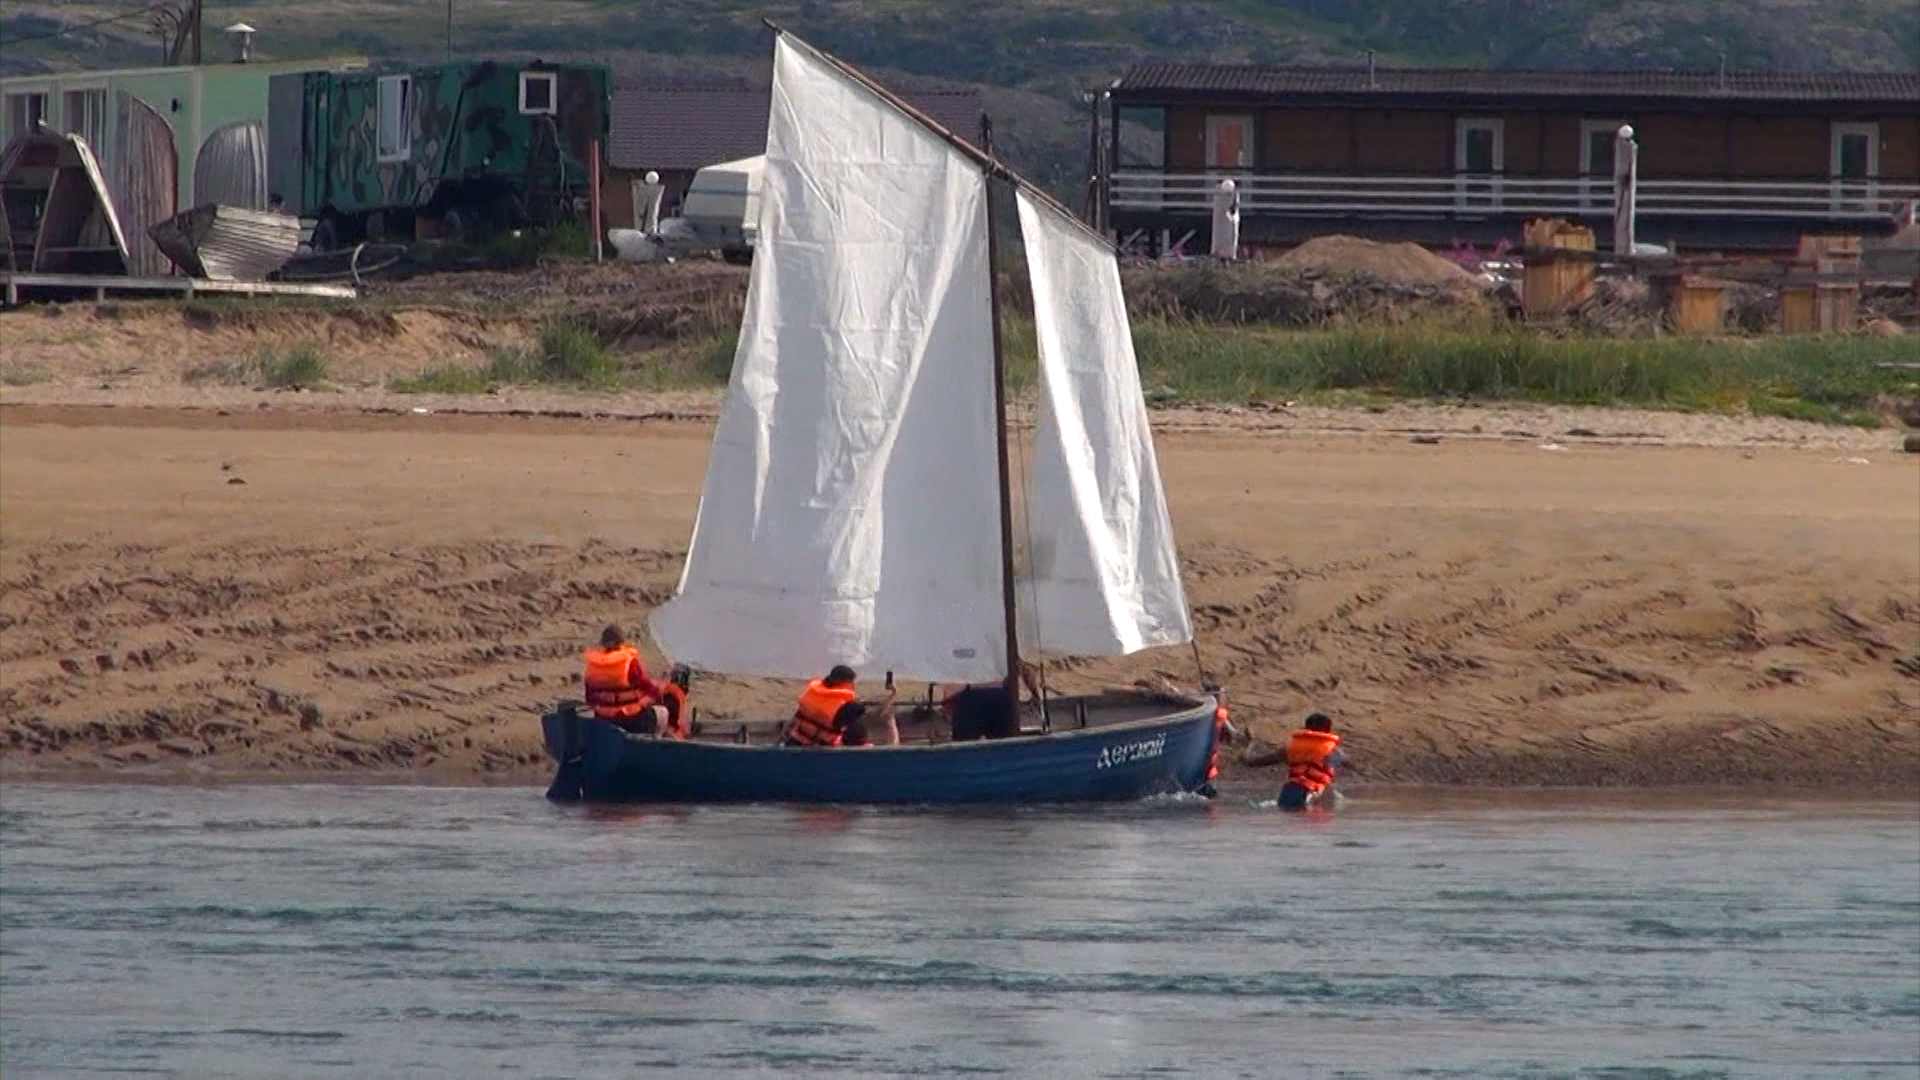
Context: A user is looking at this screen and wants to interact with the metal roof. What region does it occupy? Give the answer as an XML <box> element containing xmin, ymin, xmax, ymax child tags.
<box><xmin>609</xmin><ymin>86</ymin><xmax>984</xmax><ymax>171</ymax></box>
<box><xmin>1112</xmin><ymin>64</ymin><xmax>1920</xmax><ymax>105</ymax></box>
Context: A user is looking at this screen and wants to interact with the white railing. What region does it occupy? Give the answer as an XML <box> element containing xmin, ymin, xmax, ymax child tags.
<box><xmin>1110</xmin><ymin>171</ymin><xmax>1920</xmax><ymax>223</ymax></box>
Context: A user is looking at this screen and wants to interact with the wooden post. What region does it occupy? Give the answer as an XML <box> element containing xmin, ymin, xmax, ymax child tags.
<box><xmin>589</xmin><ymin>138</ymin><xmax>603</xmax><ymax>263</ymax></box>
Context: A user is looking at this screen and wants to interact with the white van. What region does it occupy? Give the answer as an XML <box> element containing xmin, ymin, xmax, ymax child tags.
<box><xmin>609</xmin><ymin>155</ymin><xmax>762</xmax><ymax>265</ymax></box>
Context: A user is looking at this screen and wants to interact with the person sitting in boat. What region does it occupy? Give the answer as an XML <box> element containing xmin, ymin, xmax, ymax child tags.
<box><xmin>582</xmin><ymin>624</ymin><xmax>687</xmax><ymax>738</ymax></box>
<box><xmin>941</xmin><ymin>662</ymin><xmax>1042</xmax><ymax>742</ymax></box>
<box><xmin>786</xmin><ymin>665</ymin><xmax>895</xmax><ymax>747</ymax></box>
<box><xmin>1278</xmin><ymin>712</ymin><xmax>1345</xmax><ymax>810</ymax></box>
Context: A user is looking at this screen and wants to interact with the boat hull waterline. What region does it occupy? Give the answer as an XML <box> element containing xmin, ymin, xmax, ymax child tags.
<box><xmin>542</xmin><ymin>698</ymin><xmax>1220</xmax><ymax>804</ymax></box>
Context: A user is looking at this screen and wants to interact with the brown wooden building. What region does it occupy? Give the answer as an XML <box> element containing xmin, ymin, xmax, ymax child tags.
<box><xmin>1102</xmin><ymin>65</ymin><xmax>1919</xmax><ymax>252</ymax></box>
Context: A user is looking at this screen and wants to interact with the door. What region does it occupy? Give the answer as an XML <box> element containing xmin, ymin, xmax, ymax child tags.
<box><xmin>1579</xmin><ymin>119</ymin><xmax>1624</xmax><ymax>212</ymax></box>
<box><xmin>1454</xmin><ymin>117</ymin><xmax>1504</xmax><ymax>210</ymax></box>
<box><xmin>1831</xmin><ymin>122</ymin><xmax>1879</xmax><ymax>213</ymax></box>
<box><xmin>1205</xmin><ymin>114</ymin><xmax>1253</xmax><ymax>171</ymax></box>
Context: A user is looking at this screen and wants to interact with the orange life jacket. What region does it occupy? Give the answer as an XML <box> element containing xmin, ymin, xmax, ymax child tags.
<box><xmin>787</xmin><ymin>680</ymin><xmax>856</xmax><ymax>747</ymax></box>
<box><xmin>583</xmin><ymin>645</ymin><xmax>652</xmax><ymax>720</ymax></box>
<box><xmin>656</xmin><ymin>682</ymin><xmax>691</xmax><ymax>739</ymax></box>
<box><xmin>1286</xmin><ymin>729</ymin><xmax>1341</xmax><ymax>793</ymax></box>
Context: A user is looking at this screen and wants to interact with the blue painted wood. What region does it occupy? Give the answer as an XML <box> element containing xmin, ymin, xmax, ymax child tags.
<box><xmin>542</xmin><ymin>699</ymin><xmax>1220</xmax><ymax>804</ymax></box>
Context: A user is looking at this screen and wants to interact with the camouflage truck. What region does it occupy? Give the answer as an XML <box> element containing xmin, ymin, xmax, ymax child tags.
<box><xmin>280</xmin><ymin>60</ymin><xmax>608</xmax><ymax>249</ymax></box>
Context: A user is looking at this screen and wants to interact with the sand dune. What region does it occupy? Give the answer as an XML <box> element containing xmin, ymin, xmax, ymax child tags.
<box><xmin>2</xmin><ymin>403</ymin><xmax>1915</xmax><ymax>788</ymax></box>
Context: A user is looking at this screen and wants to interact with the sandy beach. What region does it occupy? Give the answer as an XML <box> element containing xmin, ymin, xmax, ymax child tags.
<box><xmin>3</xmin><ymin>392</ymin><xmax>1914</xmax><ymax>789</ymax></box>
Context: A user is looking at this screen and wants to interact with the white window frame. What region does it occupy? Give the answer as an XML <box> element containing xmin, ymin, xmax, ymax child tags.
<box><xmin>376</xmin><ymin>74</ymin><xmax>412</xmax><ymax>163</ymax></box>
<box><xmin>1830</xmin><ymin>122</ymin><xmax>1879</xmax><ymax>179</ymax></box>
<box><xmin>4</xmin><ymin>91</ymin><xmax>49</xmax><ymax>145</ymax></box>
<box><xmin>1454</xmin><ymin>117</ymin><xmax>1505</xmax><ymax>212</ymax></box>
<box><xmin>1204</xmin><ymin>113</ymin><xmax>1253</xmax><ymax>171</ymax></box>
<box><xmin>1830</xmin><ymin>121</ymin><xmax>1880</xmax><ymax>215</ymax></box>
<box><xmin>1579</xmin><ymin>119</ymin><xmax>1626</xmax><ymax>175</ymax></box>
<box><xmin>61</xmin><ymin>84</ymin><xmax>108</xmax><ymax>154</ymax></box>
<box><xmin>519</xmin><ymin>70</ymin><xmax>558</xmax><ymax>116</ymax></box>
<box><xmin>1579</xmin><ymin>119</ymin><xmax>1626</xmax><ymax>212</ymax></box>
<box><xmin>1454</xmin><ymin>117</ymin><xmax>1505</xmax><ymax>173</ymax></box>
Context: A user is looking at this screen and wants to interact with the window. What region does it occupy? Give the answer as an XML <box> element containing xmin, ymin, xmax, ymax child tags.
<box><xmin>1455</xmin><ymin>118</ymin><xmax>1504</xmax><ymax>173</ymax></box>
<box><xmin>519</xmin><ymin>71</ymin><xmax>557</xmax><ymax>115</ymax></box>
<box><xmin>4</xmin><ymin>91</ymin><xmax>48</xmax><ymax>143</ymax></box>
<box><xmin>1831</xmin><ymin>122</ymin><xmax>1878</xmax><ymax>180</ymax></box>
<box><xmin>62</xmin><ymin>88</ymin><xmax>107</xmax><ymax>153</ymax></box>
<box><xmin>1114</xmin><ymin>105</ymin><xmax>1164</xmax><ymax>169</ymax></box>
<box><xmin>1204</xmin><ymin>114</ymin><xmax>1252</xmax><ymax>170</ymax></box>
<box><xmin>1580</xmin><ymin>120</ymin><xmax>1626</xmax><ymax>176</ymax></box>
<box><xmin>376</xmin><ymin>75</ymin><xmax>411</xmax><ymax>162</ymax></box>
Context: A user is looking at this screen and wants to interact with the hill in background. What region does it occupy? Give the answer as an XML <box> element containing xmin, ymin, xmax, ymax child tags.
<box><xmin>5</xmin><ymin>0</ymin><xmax>1914</xmax><ymax>196</ymax></box>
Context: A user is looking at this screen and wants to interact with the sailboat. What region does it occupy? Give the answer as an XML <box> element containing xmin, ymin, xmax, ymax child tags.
<box><xmin>540</xmin><ymin>28</ymin><xmax>1225</xmax><ymax>804</ymax></box>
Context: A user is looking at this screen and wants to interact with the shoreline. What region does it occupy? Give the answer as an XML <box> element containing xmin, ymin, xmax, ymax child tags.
<box><xmin>3</xmin><ymin>397</ymin><xmax>1914</xmax><ymax>791</ymax></box>
<box><xmin>5</xmin><ymin>759</ymin><xmax>1917</xmax><ymax>801</ymax></box>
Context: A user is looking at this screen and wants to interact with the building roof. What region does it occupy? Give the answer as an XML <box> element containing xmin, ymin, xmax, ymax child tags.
<box><xmin>609</xmin><ymin>86</ymin><xmax>985</xmax><ymax>171</ymax></box>
<box><xmin>1112</xmin><ymin>64</ymin><xmax>1920</xmax><ymax>106</ymax></box>
<box><xmin>0</xmin><ymin>56</ymin><xmax>366</xmax><ymax>89</ymax></box>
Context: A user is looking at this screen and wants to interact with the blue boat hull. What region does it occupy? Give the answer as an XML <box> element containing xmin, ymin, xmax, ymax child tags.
<box><xmin>542</xmin><ymin>697</ymin><xmax>1220</xmax><ymax>804</ymax></box>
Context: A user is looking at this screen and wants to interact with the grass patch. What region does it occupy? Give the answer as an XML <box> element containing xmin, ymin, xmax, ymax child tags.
<box><xmin>390</xmin><ymin>315</ymin><xmax>1915</xmax><ymax>427</ymax></box>
<box><xmin>183</xmin><ymin>357</ymin><xmax>262</xmax><ymax>385</ymax></box>
<box><xmin>0</xmin><ymin>364</ymin><xmax>53</xmax><ymax>386</ymax></box>
<box><xmin>259</xmin><ymin>344</ymin><xmax>329</xmax><ymax>389</ymax></box>
<box><xmin>390</xmin><ymin>322</ymin><xmax>622</xmax><ymax>393</ymax></box>
<box><xmin>1131</xmin><ymin>321</ymin><xmax>1916</xmax><ymax>421</ymax></box>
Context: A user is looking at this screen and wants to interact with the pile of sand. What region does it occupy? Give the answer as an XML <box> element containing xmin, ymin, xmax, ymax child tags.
<box><xmin>1275</xmin><ymin>235</ymin><xmax>1477</xmax><ymax>287</ymax></box>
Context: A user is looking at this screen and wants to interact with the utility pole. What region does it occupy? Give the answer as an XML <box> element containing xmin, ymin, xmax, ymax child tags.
<box><xmin>447</xmin><ymin>0</ymin><xmax>454</xmax><ymax>60</ymax></box>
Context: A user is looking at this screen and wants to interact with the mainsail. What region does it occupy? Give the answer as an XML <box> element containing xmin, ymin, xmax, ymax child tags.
<box><xmin>649</xmin><ymin>35</ymin><xmax>1008</xmax><ymax>684</ymax></box>
<box><xmin>1015</xmin><ymin>189</ymin><xmax>1194</xmax><ymax>656</ymax></box>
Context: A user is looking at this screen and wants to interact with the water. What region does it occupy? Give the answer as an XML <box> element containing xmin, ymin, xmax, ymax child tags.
<box><xmin>2</xmin><ymin>785</ymin><xmax>1915</xmax><ymax>1079</ymax></box>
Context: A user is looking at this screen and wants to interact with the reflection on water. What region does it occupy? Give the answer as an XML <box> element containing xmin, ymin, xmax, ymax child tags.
<box><xmin>2</xmin><ymin>785</ymin><xmax>1916</xmax><ymax>1078</ymax></box>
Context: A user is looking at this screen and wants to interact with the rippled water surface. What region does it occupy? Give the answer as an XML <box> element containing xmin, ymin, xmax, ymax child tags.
<box><xmin>2</xmin><ymin>785</ymin><xmax>1916</xmax><ymax>1078</ymax></box>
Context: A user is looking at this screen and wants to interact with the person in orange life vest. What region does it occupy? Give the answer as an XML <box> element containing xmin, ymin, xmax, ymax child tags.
<box><xmin>1277</xmin><ymin>712</ymin><xmax>1345</xmax><ymax>811</ymax></box>
<box><xmin>786</xmin><ymin>665</ymin><xmax>896</xmax><ymax>747</ymax></box>
<box><xmin>581</xmin><ymin>624</ymin><xmax>687</xmax><ymax>738</ymax></box>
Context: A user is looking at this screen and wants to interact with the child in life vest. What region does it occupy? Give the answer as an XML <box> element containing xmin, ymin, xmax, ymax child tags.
<box><xmin>1278</xmin><ymin>712</ymin><xmax>1345</xmax><ymax>810</ymax></box>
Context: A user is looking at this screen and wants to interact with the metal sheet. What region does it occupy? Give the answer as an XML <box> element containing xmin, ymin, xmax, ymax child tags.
<box><xmin>193</xmin><ymin>121</ymin><xmax>269</xmax><ymax>210</ymax></box>
<box><xmin>149</xmin><ymin>203</ymin><xmax>302</xmax><ymax>281</ymax></box>
<box><xmin>110</xmin><ymin>92</ymin><xmax>178</xmax><ymax>278</ymax></box>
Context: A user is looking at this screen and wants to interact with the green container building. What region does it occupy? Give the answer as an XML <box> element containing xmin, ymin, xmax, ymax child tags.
<box><xmin>287</xmin><ymin>60</ymin><xmax>609</xmax><ymax>247</ymax></box>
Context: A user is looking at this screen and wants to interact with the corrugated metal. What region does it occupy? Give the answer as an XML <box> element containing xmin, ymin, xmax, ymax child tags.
<box><xmin>1114</xmin><ymin>65</ymin><xmax>1920</xmax><ymax>104</ymax></box>
<box><xmin>110</xmin><ymin>91</ymin><xmax>178</xmax><ymax>277</ymax></box>
<box><xmin>148</xmin><ymin>203</ymin><xmax>302</xmax><ymax>281</ymax></box>
<box><xmin>193</xmin><ymin>121</ymin><xmax>269</xmax><ymax>210</ymax></box>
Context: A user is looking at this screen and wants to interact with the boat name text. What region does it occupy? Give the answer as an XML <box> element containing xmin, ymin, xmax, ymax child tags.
<box><xmin>1096</xmin><ymin>734</ymin><xmax>1168</xmax><ymax>770</ymax></box>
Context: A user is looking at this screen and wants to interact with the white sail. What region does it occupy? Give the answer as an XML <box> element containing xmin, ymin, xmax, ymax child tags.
<box><xmin>650</xmin><ymin>35</ymin><xmax>1007</xmax><ymax>684</ymax></box>
<box><xmin>1015</xmin><ymin>189</ymin><xmax>1194</xmax><ymax>656</ymax></box>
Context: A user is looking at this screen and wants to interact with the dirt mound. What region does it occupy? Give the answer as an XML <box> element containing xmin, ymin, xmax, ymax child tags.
<box><xmin>1275</xmin><ymin>235</ymin><xmax>1477</xmax><ymax>287</ymax></box>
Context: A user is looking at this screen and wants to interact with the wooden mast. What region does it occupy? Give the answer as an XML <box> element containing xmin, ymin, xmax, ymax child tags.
<box><xmin>979</xmin><ymin>113</ymin><xmax>1024</xmax><ymax>715</ymax></box>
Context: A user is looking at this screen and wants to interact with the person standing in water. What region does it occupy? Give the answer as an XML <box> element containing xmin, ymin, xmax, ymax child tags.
<box><xmin>1278</xmin><ymin>712</ymin><xmax>1345</xmax><ymax>810</ymax></box>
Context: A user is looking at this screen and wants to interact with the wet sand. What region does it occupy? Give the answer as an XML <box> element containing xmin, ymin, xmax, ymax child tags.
<box><xmin>2</xmin><ymin>401</ymin><xmax>1916</xmax><ymax>787</ymax></box>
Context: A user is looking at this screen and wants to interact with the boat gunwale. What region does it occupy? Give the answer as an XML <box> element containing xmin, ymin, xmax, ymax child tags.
<box><xmin>598</xmin><ymin>693</ymin><xmax>1217</xmax><ymax>756</ymax></box>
